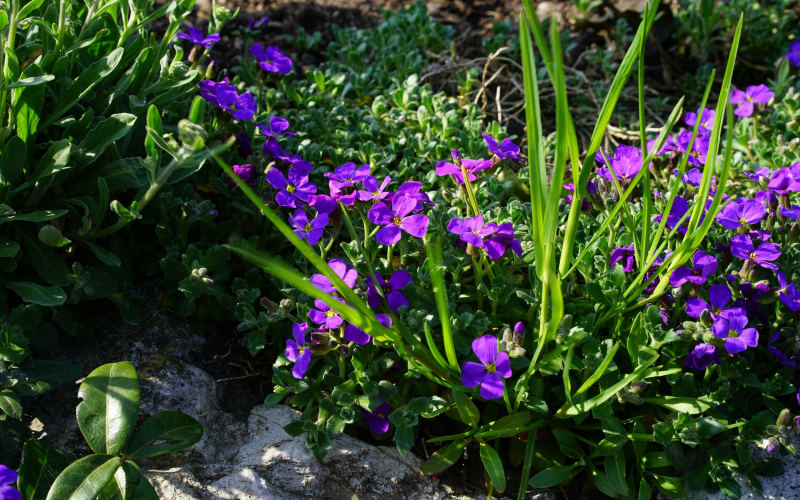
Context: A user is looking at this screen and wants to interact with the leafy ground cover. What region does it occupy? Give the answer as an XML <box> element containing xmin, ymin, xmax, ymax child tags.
<box><xmin>1</xmin><ymin>0</ymin><xmax>800</xmax><ymax>498</ymax></box>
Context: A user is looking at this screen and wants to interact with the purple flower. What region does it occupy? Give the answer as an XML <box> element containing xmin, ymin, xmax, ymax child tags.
<box><xmin>685</xmin><ymin>344</ymin><xmax>720</xmax><ymax>370</ymax></box>
<box><xmin>746</xmin><ymin>167</ymin><xmax>771</xmax><ymax>183</ymax></box>
<box><xmin>785</xmin><ymin>40</ymin><xmax>800</xmax><ymax>67</ymax></box>
<box><xmin>483</xmin><ymin>223</ymin><xmax>523</xmax><ymax>260</ymax></box>
<box><xmin>669</xmin><ymin>250</ymin><xmax>718</xmax><ymax>286</ymax></box>
<box><xmin>368</xmin><ymin>195</ymin><xmax>430</xmax><ymax>245</ymax></box>
<box><xmin>596</xmin><ymin>145</ymin><xmax>642</xmax><ymax>182</ymax></box>
<box><xmin>357</xmin><ymin>176</ymin><xmax>392</xmax><ymax>201</ymax></box>
<box><xmin>676</xmin><ymin>130</ymin><xmax>711</xmax><ymax>166</ymax></box>
<box><xmin>362</xmin><ymin>400</ymin><xmax>391</xmax><ymax>434</ymax></box>
<box><xmin>229</xmin><ymin>164</ymin><xmax>257</xmax><ymax>185</ymax></box>
<box><xmin>731</xmin><ymin>85</ymin><xmax>774</xmax><ymax>117</ymax></box>
<box><xmin>461</xmin><ymin>335</ymin><xmax>512</xmax><ymax>400</ymax></box>
<box><xmin>289</xmin><ymin>210</ymin><xmax>328</xmax><ymax>245</ymax></box>
<box><xmin>610</xmin><ymin>245</ymin><xmax>636</xmax><ymax>272</ymax></box>
<box><xmin>309</xmin><ymin>298</ymin><xmax>344</xmax><ymax>329</ymax></box>
<box><xmin>685</xmin><ymin>107</ymin><xmax>715</xmax><ymax>135</ymax></box>
<box><xmin>781</xmin><ymin>205</ymin><xmax>800</xmax><ymax>220</ymax></box>
<box><xmin>482</xmin><ymin>133</ymin><xmax>520</xmax><ymax>160</ymax></box>
<box><xmin>344</xmin><ymin>314</ymin><xmax>392</xmax><ymax>345</ymax></box>
<box><xmin>250</xmin><ymin>43</ymin><xmax>292</xmax><ymax>75</ymax></box>
<box><xmin>648</xmin><ymin>136</ymin><xmax>678</xmax><ymax>155</ymax></box>
<box><xmin>733</xmin><ymin>282</ymin><xmax>770</xmax><ymax>320</ymax></box>
<box><xmin>756</xmin><ymin>190</ymin><xmax>777</xmax><ymax>208</ymax></box>
<box><xmin>286</xmin><ymin>323</ymin><xmax>312</xmax><ymax>379</ymax></box>
<box><xmin>447</xmin><ymin>215</ymin><xmax>498</xmax><ymax>248</ymax></box>
<box><xmin>366</xmin><ymin>270</ymin><xmax>412</xmax><ymax>313</ymax></box>
<box><xmin>235</xmin><ymin>132</ymin><xmax>253</xmax><ymax>158</ymax></box>
<box><xmin>712</xmin><ymin>312</ymin><xmax>758</xmax><ymax>354</ymax></box>
<box><xmin>685</xmin><ymin>284</ymin><xmax>735</xmax><ymax>318</ymax></box>
<box><xmin>436</xmin><ymin>158</ymin><xmax>493</xmax><ymax>184</ymax></box>
<box><xmin>563</xmin><ymin>182</ymin><xmax>594</xmax><ymax>213</ymax></box>
<box><xmin>215</xmin><ymin>85</ymin><xmax>256</xmax><ymax>121</ymax></box>
<box><xmin>392</xmin><ymin>181</ymin><xmax>434</xmax><ymax>211</ymax></box>
<box><xmin>768</xmin><ymin>168</ymin><xmax>800</xmax><ymax>194</ymax></box>
<box><xmin>248</xmin><ymin>16</ymin><xmax>269</xmax><ymax>30</ymax></box>
<box><xmin>325</xmin><ymin>162</ymin><xmax>370</xmax><ymax>188</ymax></box>
<box><xmin>653</xmin><ymin>196</ymin><xmax>691</xmax><ymax>234</ymax></box>
<box><xmin>198</xmin><ymin>77</ymin><xmax>228</xmax><ymax>106</ymax></box>
<box><xmin>514</xmin><ymin>322</ymin><xmax>525</xmax><ymax>334</ymax></box>
<box><xmin>256</xmin><ymin>116</ymin><xmax>297</xmax><ymax>137</ymax></box>
<box><xmin>0</xmin><ymin>467</ymin><xmax>17</xmax><ymax>500</ymax></box>
<box><xmin>310</xmin><ymin>259</ymin><xmax>358</xmax><ymax>294</ymax></box>
<box><xmin>715</xmin><ymin>199</ymin><xmax>766</xmax><ymax>229</ymax></box>
<box><xmin>177</xmin><ymin>27</ymin><xmax>220</xmax><ymax>49</ymax></box>
<box><xmin>681</xmin><ymin>168</ymin><xmax>703</xmax><ymax>187</ymax></box>
<box><xmin>730</xmin><ymin>233</ymin><xmax>781</xmax><ymax>270</ymax></box>
<box><xmin>778</xmin><ymin>272</ymin><xmax>800</xmax><ymax>311</ymax></box>
<box><xmin>265</xmin><ymin>166</ymin><xmax>317</xmax><ymax>208</ymax></box>
<box><xmin>309</xmin><ymin>194</ymin><xmax>337</xmax><ymax>215</ymax></box>
<box><xmin>262</xmin><ymin>138</ymin><xmax>303</xmax><ymax>164</ymax></box>
<box><xmin>768</xmin><ymin>332</ymin><xmax>796</xmax><ymax>366</ymax></box>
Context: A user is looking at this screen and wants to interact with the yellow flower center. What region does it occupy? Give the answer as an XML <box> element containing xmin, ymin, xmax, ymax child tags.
<box><xmin>728</xmin><ymin>329</ymin><xmax>739</xmax><ymax>338</ymax></box>
<box><xmin>304</xmin><ymin>223</ymin><xmax>313</xmax><ymax>232</ymax></box>
<box><xmin>286</xmin><ymin>185</ymin><xmax>296</xmax><ymax>193</ymax></box>
<box><xmin>326</xmin><ymin>310</ymin><xmax>335</xmax><ymax>318</ymax></box>
<box><xmin>230</xmin><ymin>104</ymin><xmax>237</xmax><ymax>111</ymax></box>
<box><xmin>373</xmin><ymin>191</ymin><xmax>380</xmax><ymax>195</ymax></box>
<box><xmin>377</xmin><ymin>413</ymin><xmax>386</xmax><ymax>419</ymax></box>
<box><xmin>486</xmin><ymin>362</ymin><xmax>497</xmax><ymax>373</ymax></box>
<box><xmin>749</xmin><ymin>252</ymin><xmax>757</xmax><ymax>260</ymax></box>
<box><xmin>392</xmin><ymin>216</ymin><xmax>402</xmax><ymax>226</ymax></box>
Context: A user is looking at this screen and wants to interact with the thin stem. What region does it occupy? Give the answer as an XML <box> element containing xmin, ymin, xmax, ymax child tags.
<box><xmin>0</xmin><ymin>0</ymin><xmax>20</xmax><ymax>128</ymax></box>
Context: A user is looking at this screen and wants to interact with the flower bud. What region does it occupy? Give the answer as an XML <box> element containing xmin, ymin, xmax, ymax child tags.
<box><xmin>789</xmin><ymin>222</ymin><xmax>800</xmax><ymax>243</ymax></box>
<box><xmin>758</xmin><ymin>288</ymin><xmax>781</xmax><ymax>305</ymax></box>
<box><xmin>260</xmin><ymin>297</ymin><xmax>279</xmax><ymax>312</ymax></box>
<box><xmin>767</xmin><ymin>437</ymin><xmax>779</xmax><ymax>453</ymax></box>
<box><xmin>309</xmin><ymin>343</ymin><xmax>331</xmax><ymax>355</ymax></box>
<box><xmin>280</xmin><ymin>298</ymin><xmax>293</xmax><ymax>311</ymax></box>
<box><xmin>509</xmin><ymin>347</ymin><xmax>526</xmax><ymax>358</ymax></box>
<box><xmin>702</xmin><ymin>331</ymin><xmax>717</xmax><ymax>343</ymax></box>
<box><xmin>700</xmin><ymin>309</ymin><xmax>713</xmax><ymax>328</ymax></box>
<box><xmin>337</xmin><ymin>345</ymin><xmax>350</xmax><ymax>357</ymax></box>
<box><xmin>777</xmin><ymin>408</ymin><xmax>793</xmax><ymax>427</ymax></box>
<box><xmin>629</xmin><ymin>381</ymin><xmax>647</xmax><ymax>394</ymax></box>
<box><xmin>310</xmin><ymin>331</ymin><xmax>330</xmax><ymax>344</ymax></box>
<box><xmin>205</xmin><ymin>60</ymin><xmax>217</xmax><ymax>79</ymax></box>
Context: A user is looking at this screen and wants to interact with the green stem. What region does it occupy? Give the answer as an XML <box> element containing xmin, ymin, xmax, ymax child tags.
<box><xmin>0</xmin><ymin>0</ymin><xmax>19</xmax><ymax>129</ymax></box>
<box><xmin>55</xmin><ymin>0</ymin><xmax>68</xmax><ymax>56</ymax></box>
<box><xmin>338</xmin><ymin>353</ymin><xmax>345</xmax><ymax>379</ymax></box>
<box><xmin>516</xmin><ymin>430</ymin><xmax>537</xmax><ymax>500</ymax></box>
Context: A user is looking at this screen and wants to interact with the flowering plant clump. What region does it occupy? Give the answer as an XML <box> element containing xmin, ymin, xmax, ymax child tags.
<box><xmin>205</xmin><ymin>2</ymin><xmax>800</xmax><ymax>498</ymax></box>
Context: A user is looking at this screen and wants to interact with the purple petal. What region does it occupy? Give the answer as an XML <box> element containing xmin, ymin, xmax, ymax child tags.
<box><xmin>685</xmin><ymin>298</ymin><xmax>711</xmax><ymax>318</ymax></box>
<box><xmin>386</xmin><ymin>291</ymin><xmax>409</xmax><ymax>313</ymax></box>
<box><xmin>480</xmin><ymin>372</ymin><xmax>505</xmax><ymax>400</ymax></box>
<box><xmin>495</xmin><ymin>352</ymin><xmax>511</xmax><ymax>378</ymax></box>
<box><xmin>376</xmin><ymin>225</ymin><xmax>402</xmax><ymax>245</ymax></box>
<box><xmin>392</xmin><ymin>194</ymin><xmax>417</xmax><ymax>219</ymax></box>
<box><xmin>292</xmin><ymin>349</ymin><xmax>312</xmax><ymax>379</ymax></box>
<box><xmin>344</xmin><ymin>324</ymin><xmax>371</xmax><ymax>345</ymax></box>
<box><xmin>400</xmin><ymin>214</ymin><xmax>429</xmax><ymax>238</ymax></box>
<box><xmin>368</xmin><ymin>202</ymin><xmax>394</xmax><ymax>226</ymax></box>
<box><xmin>461</xmin><ymin>362</ymin><xmax>487</xmax><ymax>388</ymax></box>
<box><xmin>387</xmin><ymin>270</ymin><xmax>412</xmax><ymax>290</ymax></box>
<box><xmin>472</xmin><ymin>335</ymin><xmax>498</xmax><ymax>365</ymax></box>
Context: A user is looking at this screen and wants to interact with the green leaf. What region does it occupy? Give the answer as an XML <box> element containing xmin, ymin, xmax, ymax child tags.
<box><xmin>125</xmin><ymin>411</ymin><xmax>202</xmax><ymax>459</ymax></box>
<box><xmin>452</xmin><ymin>390</ymin><xmax>479</xmax><ymax>428</ymax></box>
<box><xmin>586</xmin><ymin>282</ymin><xmax>612</xmax><ymax>307</ymax></box>
<box><xmin>38</xmin><ymin>225</ymin><xmax>71</xmax><ymax>248</ymax></box>
<box><xmin>27</xmin><ymin>140</ymin><xmax>72</xmax><ymax>185</ymax></box>
<box><xmin>42</xmin><ymin>47</ymin><xmax>124</xmax><ymax>128</ymax></box>
<box><xmin>479</xmin><ymin>442</ymin><xmax>506</xmax><ymax>492</ymax></box>
<box><xmin>45</xmin><ymin>455</ymin><xmax>121</xmax><ymax>500</ymax></box>
<box><xmin>0</xmin><ymin>418</ymin><xmax>23</xmax><ymax>465</ymax></box>
<box><xmin>0</xmin><ymin>389</ymin><xmax>23</xmax><ymax>419</ymax></box>
<box><xmin>591</xmin><ymin>435</ymin><xmax>628</xmax><ymax>458</ymax></box>
<box><xmin>12</xmin><ymin>65</ymin><xmax>46</xmax><ymax>145</ymax></box>
<box><xmin>77</xmin><ymin>361</ymin><xmax>140</xmax><ymax>455</ymax></box>
<box><xmin>79</xmin><ymin>240</ymin><xmax>121</xmax><ymax>267</ymax></box>
<box><xmin>15</xmin><ymin>227</ymin><xmax>71</xmax><ymax>285</ymax></box>
<box><xmin>74</xmin><ymin>114</ymin><xmax>137</xmax><ymax>169</ymax></box>
<box><xmin>685</xmin><ymin>452</ymin><xmax>710</xmax><ymax>492</ymax></box>
<box><xmin>18</xmin><ymin>439</ymin><xmax>69</xmax><ymax>500</ymax></box>
<box><xmin>0</xmin><ymin>74</ymin><xmax>55</xmax><ymax>91</ymax></box>
<box><xmin>753</xmin><ymin>458</ymin><xmax>784</xmax><ymax>477</ymax></box>
<box><xmin>643</xmin><ymin>396</ymin><xmax>711</xmax><ymax>415</ymax></box>
<box><xmin>0</xmin><ymin>342</ymin><xmax>30</xmax><ymax>363</ymax></box>
<box><xmin>605</xmin><ymin>453</ymin><xmax>628</xmax><ymax>496</ymax></box>
<box><xmin>5</xmin><ymin>282</ymin><xmax>67</xmax><ymax>307</ymax></box>
<box><xmin>10</xmin><ymin>360</ymin><xmax>82</xmax><ymax>397</ymax></box>
<box><xmin>552</xmin><ymin>429</ymin><xmax>582</xmax><ymax>459</ymax></box>
<box><xmin>394</xmin><ymin>423</ymin><xmax>414</xmax><ymax>455</ymax></box>
<box><xmin>529</xmin><ymin>464</ymin><xmax>578</xmax><ymax>488</ymax></box>
<box><xmin>648</xmin><ymin>474</ymin><xmax>687</xmax><ymax>499</ymax></box>
<box><xmin>638</xmin><ymin>478</ymin><xmax>652</xmax><ymax>500</ymax></box>
<box><xmin>627</xmin><ymin>312</ymin><xmax>647</xmax><ymax>366</ymax></box>
<box><xmin>419</xmin><ymin>439</ymin><xmax>470</xmax><ymax>475</ymax></box>
<box><xmin>0</xmin><ymin>237</ymin><xmax>20</xmax><ymax>258</ymax></box>
<box><xmin>1</xmin><ymin>210</ymin><xmax>69</xmax><ymax>225</ymax></box>
<box><xmin>1</xmin><ymin>135</ymin><xmax>26</xmax><ymax>185</ymax></box>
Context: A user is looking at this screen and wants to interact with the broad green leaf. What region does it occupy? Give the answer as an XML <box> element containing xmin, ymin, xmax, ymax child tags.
<box><xmin>479</xmin><ymin>442</ymin><xmax>506</xmax><ymax>493</ymax></box>
<box><xmin>488</xmin><ymin>411</ymin><xmax>532</xmax><ymax>431</ymax></box>
<box><xmin>529</xmin><ymin>464</ymin><xmax>578</xmax><ymax>488</ymax></box>
<box><xmin>605</xmin><ymin>453</ymin><xmax>628</xmax><ymax>496</ymax></box>
<box><xmin>0</xmin><ymin>390</ymin><xmax>23</xmax><ymax>419</ymax></box>
<box><xmin>15</xmin><ymin>227</ymin><xmax>70</xmax><ymax>285</ymax></box>
<box><xmin>38</xmin><ymin>225</ymin><xmax>72</xmax><ymax>247</ymax></box>
<box><xmin>12</xmin><ymin>65</ymin><xmax>46</xmax><ymax>145</ymax></box>
<box><xmin>643</xmin><ymin>396</ymin><xmax>711</xmax><ymax>415</ymax></box>
<box><xmin>638</xmin><ymin>478</ymin><xmax>653</xmax><ymax>500</ymax></box>
<box><xmin>627</xmin><ymin>313</ymin><xmax>647</xmax><ymax>366</ymax></box>
<box><xmin>41</xmin><ymin>47</ymin><xmax>124</xmax><ymax>128</ymax></box>
<box><xmin>97</xmin><ymin>461</ymin><xmax>145</xmax><ymax>500</ymax></box>
<box><xmin>79</xmin><ymin>240</ymin><xmax>121</xmax><ymax>267</ymax></box>
<box><xmin>45</xmin><ymin>455</ymin><xmax>121</xmax><ymax>500</ymax></box>
<box><xmin>551</xmin><ymin>429</ymin><xmax>582</xmax><ymax>459</ymax></box>
<box><xmin>0</xmin><ymin>342</ymin><xmax>30</xmax><ymax>363</ymax></box>
<box><xmin>5</xmin><ymin>282</ymin><xmax>67</xmax><ymax>307</ymax></box>
<box><xmin>0</xmin><ymin>237</ymin><xmax>20</xmax><ymax>258</ymax></box>
<box><xmin>452</xmin><ymin>390</ymin><xmax>479</xmax><ymax>428</ymax></box>
<box><xmin>18</xmin><ymin>439</ymin><xmax>69</xmax><ymax>500</ymax></box>
<box><xmin>0</xmin><ymin>74</ymin><xmax>55</xmax><ymax>91</ymax></box>
<box><xmin>648</xmin><ymin>474</ymin><xmax>687</xmax><ymax>499</ymax></box>
<box><xmin>0</xmin><ymin>135</ymin><xmax>26</xmax><ymax>185</ymax></box>
<box><xmin>419</xmin><ymin>439</ymin><xmax>470</xmax><ymax>475</ymax></box>
<box><xmin>74</xmin><ymin>114</ymin><xmax>137</xmax><ymax>169</ymax></box>
<box><xmin>125</xmin><ymin>411</ymin><xmax>203</xmax><ymax>459</ymax></box>
<box><xmin>59</xmin><ymin>158</ymin><xmax>143</xmax><ymax>197</ymax></box>
<box><xmin>591</xmin><ymin>435</ymin><xmax>628</xmax><ymax>458</ymax></box>
<box><xmin>28</xmin><ymin>140</ymin><xmax>71</xmax><ymax>184</ymax></box>
<box><xmin>18</xmin><ymin>0</ymin><xmax>48</xmax><ymax>18</ymax></box>
<box><xmin>1</xmin><ymin>210</ymin><xmax>69</xmax><ymax>225</ymax></box>
<box><xmin>10</xmin><ymin>360</ymin><xmax>83</xmax><ymax>397</ymax></box>
<box><xmin>77</xmin><ymin>362</ymin><xmax>140</xmax><ymax>455</ymax></box>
